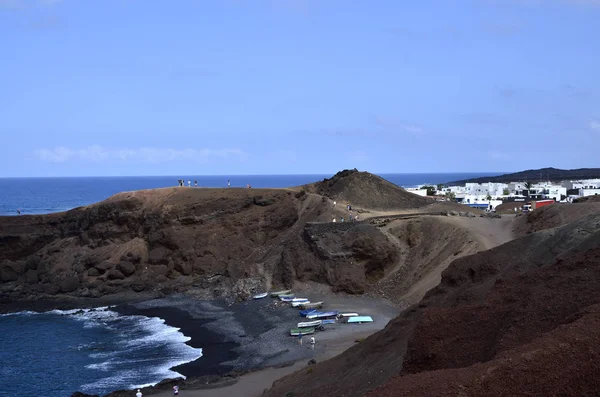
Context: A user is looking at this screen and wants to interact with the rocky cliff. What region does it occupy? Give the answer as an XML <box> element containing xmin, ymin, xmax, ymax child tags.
<box><xmin>0</xmin><ymin>185</ymin><xmax>400</xmax><ymax>309</ymax></box>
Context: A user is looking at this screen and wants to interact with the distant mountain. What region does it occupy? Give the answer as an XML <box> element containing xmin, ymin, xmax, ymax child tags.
<box><xmin>448</xmin><ymin>167</ymin><xmax>600</xmax><ymax>185</ymax></box>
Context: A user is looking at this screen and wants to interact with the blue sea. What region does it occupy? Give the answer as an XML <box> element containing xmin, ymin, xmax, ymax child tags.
<box><xmin>0</xmin><ymin>172</ymin><xmax>501</xmax><ymax>396</ymax></box>
<box><xmin>0</xmin><ymin>308</ymin><xmax>201</xmax><ymax>397</ymax></box>
<box><xmin>0</xmin><ymin>173</ymin><xmax>501</xmax><ymax>216</ymax></box>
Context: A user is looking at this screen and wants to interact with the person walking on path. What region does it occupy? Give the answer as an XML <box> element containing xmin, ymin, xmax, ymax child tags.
<box><xmin>310</xmin><ymin>336</ymin><xmax>315</xmax><ymax>350</ymax></box>
<box><xmin>173</xmin><ymin>385</ymin><xmax>179</xmax><ymax>396</ymax></box>
<box><xmin>298</xmin><ymin>334</ymin><xmax>303</xmax><ymax>345</ymax></box>
<box><xmin>136</xmin><ymin>389</ymin><xmax>142</xmax><ymax>397</ymax></box>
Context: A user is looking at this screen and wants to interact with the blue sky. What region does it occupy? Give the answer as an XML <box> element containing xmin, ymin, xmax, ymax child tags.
<box><xmin>1</xmin><ymin>0</ymin><xmax>599</xmax><ymax>177</ymax></box>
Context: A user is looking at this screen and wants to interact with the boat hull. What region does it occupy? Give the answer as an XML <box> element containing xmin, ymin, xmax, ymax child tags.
<box><xmin>270</xmin><ymin>290</ymin><xmax>292</xmax><ymax>297</ymax></box>
<box><xmin>290</xmin><ymin>327</ymin><xmax>315</xmax><ymax>336</ymax></box>
<box><xmin>252</xmin><ymin>292</ymin><xmax>268</xmax><ymax>299</ymax></box>
<box><xmin>298</xmin><ymin>320</ymin><xmax>322</xmax><ymax>328</ymax></box>
<box><xmin>299</xmin><ymin>301</ymin><xmax>323</xmax><ymax>309</ymax></box>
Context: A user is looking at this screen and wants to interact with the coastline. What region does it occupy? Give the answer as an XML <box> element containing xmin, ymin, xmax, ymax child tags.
<box><xmin>99</xmin><ymin>290</ymin><xmax>400</xmax><ymax>397</ymax></box>
<box><xmin>2</xmin><ymin>289</ymin><xmax>400</xmax><ymax>397</ymax></box>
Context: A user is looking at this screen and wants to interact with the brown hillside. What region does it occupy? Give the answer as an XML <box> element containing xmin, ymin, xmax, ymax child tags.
<box><xmin>0</xmin><ymin>187</ymin><xmax>400</xmax><ymax>307</ymax></box>
<box><xmin>513</xmin><ymin>201</ymin><xmax>600</xmax><ymax>236</ymax></box>
<box><xmin>263</xmin><ymin>213</ymin><xmax>600</xmax><ymax>397</ymax></box>
<box><xmin>304</xmin><ymin>169</ymin><xmax>431</xmax><ymax>210</ymax></box>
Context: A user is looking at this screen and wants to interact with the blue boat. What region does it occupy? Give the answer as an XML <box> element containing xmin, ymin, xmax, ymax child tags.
<box><xmin>280</xmin><ymin>296</ymin><xmax>296</xmax><ymax>302</ymax></box>
<box><xmin>299</xmin><ymin>309</ymin><xmax>317</xmax><ymax>317</ymax></box>
<box><xmin>306</xmin><ymin>311</ymin><xmax>339</xmax><ymax>319</ymax></box>
<box><xmin>321</xmin><ymin>319</ymin><xmax>336</xmax><ymax>324</ymax></box>
<box><xmin>347</xmin><ymin>316</ymin><xmax>373</xmax><ymax>323</ymax></box>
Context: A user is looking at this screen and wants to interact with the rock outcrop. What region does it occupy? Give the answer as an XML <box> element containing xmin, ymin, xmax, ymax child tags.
<box><xmin>0</xmin><ymin>184</ymin><xmax>401</xmax><ymax>307</ymax></box>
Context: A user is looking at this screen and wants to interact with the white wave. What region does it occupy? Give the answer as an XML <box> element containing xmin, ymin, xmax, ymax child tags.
<box><xmin>0</xmin><ymin>310</ymin><xmax>38</xmax><ymax>317</ymax></box>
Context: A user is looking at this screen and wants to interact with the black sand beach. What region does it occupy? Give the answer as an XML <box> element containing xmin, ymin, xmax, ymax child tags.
<box><xmin>97</xmin><ymin>289</ymin><xmax>401</xmax><ymax>396</ymax></box>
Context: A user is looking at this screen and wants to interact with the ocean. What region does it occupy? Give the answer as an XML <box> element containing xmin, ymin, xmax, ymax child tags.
<box><xmin>0</xmin><ymin>308</ymin><xmax>202</xmax><ymax>397</ymax></box>
<box><xmin>0</xmin><ymin>172</ymin><xmax>501</xmax><ymax>396</ymax></box>
<box><xmin>0</xmin><ymin>173</ymin><xmax>501</xmax><ymax>216</ymax></box>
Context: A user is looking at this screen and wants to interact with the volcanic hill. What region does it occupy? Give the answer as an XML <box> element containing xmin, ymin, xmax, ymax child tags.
<box><xmin>263</xmin><ymin>204</ymin><xmax>600</xmax><ymax>397</ymax></box>
<box><xmin>304</xmin><ymin>168</ymin><xmax>431</xmax><ymax>210</ymax></box>
<box><xmin>0</xmin><ymin>170</ymin><xmax>442</xmax><ymax>310</ymax></box>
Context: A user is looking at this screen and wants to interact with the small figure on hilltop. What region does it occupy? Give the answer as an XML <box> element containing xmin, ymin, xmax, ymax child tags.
<box><xmin>340</xmin><ymin>216</ymin><xmax>344</xmax><ymax>223</ymax></box>
<box><xmin>136</xmin><ymin>389</ymin><xmax>142</xmax><ymax>397</ymax></box>
<box><xmin>333</xmin><ymin>201</ymin><xmax>336</xmax><ymax>207</ymax></box>
<box><xmin>173</xmin><ymin>385</ymin><xmax>179</xmax><ymax>396</ymax></box>
<box><xmin>188</xmin><ymin>180</ymin><xmax>191</xmax><ymax>187</ymax></box>
<box><xmin>194</xmin><ymin>180</ymin><xmax>198</xmax><ymax>187</ymax></box>
<box><xmin>228</xmin><ymin>179</ymin><xmax>231</xmax><ymax>188</ymax></box>
<box><xmin>17</xmin><ymin>209</ymin><xmax>21</xmax><ymax>215</ymax></box>
<box><xmin>332</xmin><ymin>217</ymin><xmax>336</xmax><ymax>223</ymax></box>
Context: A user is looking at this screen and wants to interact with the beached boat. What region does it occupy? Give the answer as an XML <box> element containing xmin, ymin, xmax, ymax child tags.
<box><xmin>279</xmin><ymin>295</ymin><xmax>296</xmax><ymax>302</ymax></box>
<box><xmin>337</xmin><ymin>312</ymin><xmax>358</xmax><ymax>318</ymax></box>
<box><xmin>290</xmin><ymin>327</ymin><xmax>315</xmax><ymax>336</ymax></box>
<box><xmin>270</xmin><ymin>290</ymin><xmax>292</xmax><ymax>297</ymax></box>
<box><xmin>299</xmin><ymin>309</ymin><xmax>317</xmax><ymax>317</ymax></box>
<box><xmin>252</xmin><ymin>292</ymin><xmax>268</xmax><ymax>299</ymax></box>
<box><xmin>299</xmin><ymin>301</ymin><xmax>323</xmax><ymax>310</ymax></box>
<box><xmin>291</xmin><ymin>298</ymin><xmax>310</xmax><ymax>307</ymax></box>
<box><xmin>347</xmin><ymin>316</ymin><xmax>373</xmax><ymax>324</ymax></box>
<box><xmin>307</xmin><ymin>311</ymin><xmax>339</xmax><ymax>319</ymax></box>
<box><xmin>297</xmin><ymin>320</ymin><xmax>322</xmax><ymax>328</ymax></box>
<box><xmin>321</xmin><ymin>319</ymin><xmax>336</xmax><ymax>325</ymax></box>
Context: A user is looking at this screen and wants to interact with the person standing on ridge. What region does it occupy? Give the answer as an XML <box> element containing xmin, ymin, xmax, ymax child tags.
<box><xmin>188</xmin><ymin>180</ymin><xmax>191</xmax><ymax>187</ymax></box>
<box><xmin>173</xmin><ymin>385</ymin><xmax>179</xmax><ymax>396</ymax></box>
<box><xmin>228</xmin><ymin>179</ymin><xmax>231</xmax><ymax>188</ymax></box>
<box><xmin>136</xmin><ymin>389</ymin><xmax>142</xmax><ymax>397</ymax></box>
<box><xmin>194</xmin><ymin>180</ymin><xmax>198</xmax><ymax>187</ymax></box>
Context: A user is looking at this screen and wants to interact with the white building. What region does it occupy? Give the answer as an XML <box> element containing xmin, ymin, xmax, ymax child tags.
<box><xmin>581</xmin><ymin>188</ymin><xmax>600</xmax><ymax>197</ymax></box>
<box><xmin>406</xmin><ymin>188</ymin><xmax>429</xmax><ymax>197</ymax></box>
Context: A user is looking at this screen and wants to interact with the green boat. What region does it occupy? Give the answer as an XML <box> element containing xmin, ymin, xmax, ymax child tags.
<box><xmin>270</xmin><ymin>289</ymin><xmax>292</xmax><ymax>297</ymax></box>
<box><xmin>290</xmin><ymin>327</ymin><xmax>315</xmax><ymax>336</ymax></box>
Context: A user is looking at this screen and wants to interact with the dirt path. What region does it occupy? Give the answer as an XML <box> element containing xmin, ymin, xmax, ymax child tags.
<box><xmin>368</xmin><ymin>214</ymin><xmax>516</xmax><ymax>306</ymax></box>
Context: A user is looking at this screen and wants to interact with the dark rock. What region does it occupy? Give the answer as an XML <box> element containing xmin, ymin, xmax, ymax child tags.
<box><xmin>25</xmin><ymin>269</ymin><xmax>39</xmax><ymax>284</ymax></box>
<box><xmin>87</xmin><ymin>267</ymin><xmax>100</xmax><ymax>277</ymax></box>
<box><xmin>117</xmin><ymin>261</ymin><xmax>136</xmax><ymax>277</ymax></box>
<box><xmin>0</xmin><ymin>260</ymin><xmax>25</xmax><ymax>282</ymax></box>
<box><xmin>59</xmin><ymin>277</ymin><xmax>79</xmax><ymax>293</ymax></box>
<box><xmin>131</xmin><ymin>282</ymin><xmax>145</xmax><ymax>292</ymax></box>
<box><xmin>106</xmin><ymin>269</ymin><xmax>125</xmax><ymax>280</ymax></box>
<box><xmin>71</xmin><ymin>392</ymin><xmax>99</xmax><ymax>397</ymax></box>
<box><xmin>174</xmin><ymin>261</ymin><xmax>192</xmax><ymax>275</ymax></box>
<box><xmin>94</xmin><ymin>261</ymin><xmax>114</xmax><ymax>273</ymax></box>
<box><xmin>156</xmin><ymin>275</ymin><xmax>168</xmax><ymax>283</ymax></box>
<box><xmin>308</xmin><ymin>359</ymin><xmax>317</xmax><ymax>365</ymax></box>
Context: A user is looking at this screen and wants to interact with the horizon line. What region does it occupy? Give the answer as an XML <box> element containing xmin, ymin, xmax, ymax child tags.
<box><xmin>0</xmin><ymin>171</ymin><xmax>509</xmax><ymax>179</ymax></box>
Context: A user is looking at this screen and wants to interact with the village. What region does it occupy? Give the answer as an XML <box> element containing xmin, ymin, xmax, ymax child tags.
<box><xmin>406</xmin><ymin>178</ymin><xmax>600</xmax><ymax>212</ymax></box>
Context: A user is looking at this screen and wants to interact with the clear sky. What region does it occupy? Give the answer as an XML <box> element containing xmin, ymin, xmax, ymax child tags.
<box><xmin>1</xmin><ymin>0</ymin><xmax>599</xmax><ymax>177</ymax></box>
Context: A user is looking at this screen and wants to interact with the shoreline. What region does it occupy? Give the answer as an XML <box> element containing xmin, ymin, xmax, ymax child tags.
<box><xmin>101</xmin><ymin>290</ymin><xmax>400</xmax><ymax>397</ymax></box>
<box><xmin>1</xmin><ymin>290</ymin><xmax>400</xmax><ymax>397</ymax></box>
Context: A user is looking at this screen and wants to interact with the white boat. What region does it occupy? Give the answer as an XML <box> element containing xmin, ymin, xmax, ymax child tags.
<box><xmin>290</xmin><ymin>298</ymin><xmax>309</xmax><ymax>303</ymax></box>
<box><xmin>298</xmin><ymin>320</ymin><xmax>322</xmax><ymax>328</ymax></box>
<box><xmin>338</xmin><ymin>312</ymin><xmax>358</xmax><ymax>317</ymax></box>
<box><xmin>291</xmin><ymin>300</ymin><xmax>310</xmax><ymax>307</ymax></box>
<box><xmin>252</xmin><ymin>292</ymin><xmax>268</xmax><ymax>299</ymax></box>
